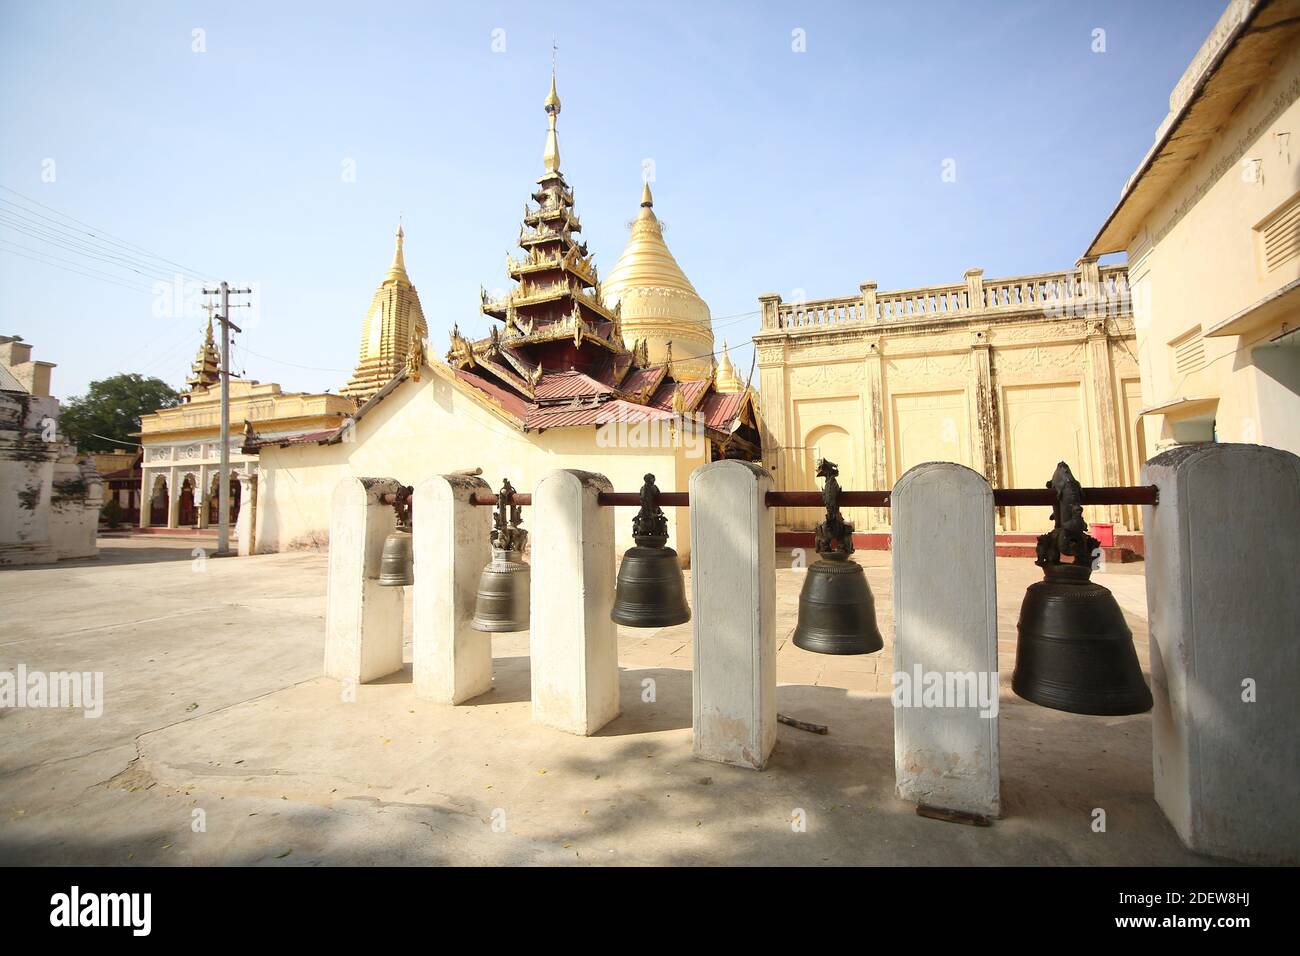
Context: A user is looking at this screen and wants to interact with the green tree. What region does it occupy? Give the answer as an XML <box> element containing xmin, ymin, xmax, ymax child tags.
<box><xmin>59</xmin><ymin>373</ymin><xmax>181</xmax><ymax>452</ymax></box>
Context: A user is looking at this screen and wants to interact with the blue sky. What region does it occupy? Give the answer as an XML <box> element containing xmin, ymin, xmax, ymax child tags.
<box><xmin>0</xmin><ymin>0</ymin><xmax>1226</xmax><ymax>402</ymax></box>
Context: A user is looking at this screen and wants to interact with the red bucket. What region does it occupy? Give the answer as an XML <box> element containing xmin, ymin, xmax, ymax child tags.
<box><xmin>1092</xmin><ymin>522</ymin><xmax>1114</xmax><ymax>547</ymax></box>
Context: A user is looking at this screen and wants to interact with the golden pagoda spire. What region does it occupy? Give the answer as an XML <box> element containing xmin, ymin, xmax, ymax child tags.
<box><xmin>542</xmin><ymin>70</ymin><xmax>562</xmax><ymax>174</ymax></box>
<box><xmin>341</xmin><ymin>222</ymin><xmax>427</xmax><ymax>403</ymax></box>
<box><xmin>385</xmin><ymin>218</ymin><xmax>409</xmax><ymax>285</ymax></box>
<box><xmin>716</xmin><ymin>339</ymin><xmax>744</xmax><ymax>392</ymax></box>
<box><xmin>603</xmin><ymin>179</ymin><xmax>715</xmax><ymax>380</ymax></box>
<box><xmin>186</xmin><ymin>309</ymin><xmax>221</xmax><ymax>392</ymax></box>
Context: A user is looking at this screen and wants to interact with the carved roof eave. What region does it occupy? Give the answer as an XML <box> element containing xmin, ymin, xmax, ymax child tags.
<box><xmin>607</xmin><ymin>352</ymin><xmax>635</xmax><ymax>391</ymax></box>
<box><xmin>507</xmin><ymin>323</ymin><xmax>623</xmax><ymax>353</ymax></box>
<box><xmin>479</xmin><ymin>359</ymin><xmax>536</xmax><ymax>399</ymax></box>
<box><xmin>497</xmin><ymin>346</ymin><xmax>543</xmax><ymax>387</ymax></box>
<box><xmin>483</xmin><ymin>285</ymin><xmax>615</xmax><ymax>321</ymax></box>
<box><xmin>680</xmin><ymin>382</ymin><xmax>709</xmax><ymax>414</ymax></box>
<box><xmin>507</xmin><ymin>257</ymin><xmax>598</xmax><ymax>285</ymax></box>
<box><xmin>614</xmin><ymin>364</ymin><xmax>667</xmax><ymax>402</ymax></box>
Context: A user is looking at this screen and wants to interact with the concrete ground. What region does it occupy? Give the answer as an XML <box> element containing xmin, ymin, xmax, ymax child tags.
<box><xmin>0</xmin><ymin>537</ymin><xmax>1213</xmax><ymax>866</ymax></box>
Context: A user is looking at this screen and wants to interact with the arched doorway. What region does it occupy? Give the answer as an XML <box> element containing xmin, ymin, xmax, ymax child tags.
<box><xmin>803</xmin><ymin>424</ymin><xmax>865</xmax><ymax>531</ymax></box>
<box><xmin>207</xmin><ymin>473</ymin><xmax>242</xmax><ymax>525</ymax></box>
<box><xmin>179</xmin><ymin>475</ymin><xmax>197</xmax><ymax>527</ymax></box>
<box><xmin>149</xmin><ymin>475</ymin><xmax>169</xmax><ymax>526</ymax></box>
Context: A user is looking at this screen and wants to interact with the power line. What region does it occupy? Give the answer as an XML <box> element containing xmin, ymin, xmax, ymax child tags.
<box><xmin>0</xmin><ymin>244</ymin><xmax>155</xmax><ymax>294</ymax></box>
<box><xmin>88</xmin><ymin>433</ymin><xmax>142</xmax><ymax>448</ymax></box>
<box><xmin>0</xmin><ymin>236</ymin><xmax>161</xmax><ymax>289</ymax></box>
<box><xmin>0</xmin><ymin>185</ymin><xmax>218</xmax><ymax>282</ymax></box>
<box><xmin>0</xmin><ymin>210</ymin><xmax>204</xmax><ymax>286</ymax></box>
<box><xmin>234</xmin><ymin>345</ymin><xmax>347</xmax><ymax>373</ymax></box>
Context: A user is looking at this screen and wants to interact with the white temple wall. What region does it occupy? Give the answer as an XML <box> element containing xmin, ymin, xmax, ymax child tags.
<box><xmin>255</xmin><ymin>369</ymin><xmax>700</xmax><ymax>558</ymax></box>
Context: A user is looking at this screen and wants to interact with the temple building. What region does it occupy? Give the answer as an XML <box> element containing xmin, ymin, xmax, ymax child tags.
<box><xmin>753</xmin><ymin>263</ymin><xmax>1146</xmax><ymax>547</ymax></box>
<box><xmin>136</xmin><ymin>318</ymin><xmax>355</xmax><ymax>536</ymax></box>
<box><xmin>340</xmin><ymin>223</ymin><xmax>428</xmax><ymax>403</ymax></box>
<box><xmin>1084</xmin><ymin>0</ymin><xmax>1300</xmax><ymax>459</ymax></box>
<box><xmin>249</xmin><ymin>74</ymin><xmax>760</xmax><ymax>556</ymax></box>
<box><xmin>603</xmin><ymin>181</ymin><xmax>715</xmax><ymax>380</ymax></box>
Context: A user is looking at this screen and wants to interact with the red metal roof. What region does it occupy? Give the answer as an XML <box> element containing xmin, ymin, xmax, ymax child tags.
<box><xmin>647</xmin><ymin>378</ymin><xmax>710</xmax><ymax>411</ymax></box>
<box><xmin>532</xmin><ymin>369</ymin><xmax>614</xmax><ymax>401</ymax></box>
<box><xmin>618</xmin><ymin>365</ymin><xmax>665</xmax><ymax>397</ymax></box>
<box><xmin>696</xmin><ymin>390</ymin><xmax>749</xmax><ymax>430</ymax></box>
<box><xmin>524</xmin><ymin>398</ymin><xmax>673</xmax><ymax>430</ymax></box>
<box><xmin>455</xmin><ymin>367</ymin><xmax>531</xmax><ymax>420</ymax></box>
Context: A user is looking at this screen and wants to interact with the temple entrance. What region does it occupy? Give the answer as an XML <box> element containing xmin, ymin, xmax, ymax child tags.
<box><xmin>207</xmin><ymin>473</ymin><xmax>242</xmax><ymax>526</ymax></box>
<box><xmin>149</xmin><ymin>476</ymin><xmax>168</xmax><ymax>526</ymax></box>
<box><xmin>179</xmin><ymin>476</ymin><xmax>197</xmax><ymax>526</ymax></box>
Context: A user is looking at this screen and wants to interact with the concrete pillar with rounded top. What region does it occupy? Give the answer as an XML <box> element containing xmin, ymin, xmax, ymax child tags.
<box><xmin>413</xmin><ymin>473</ymin><xmax>493</xmax><ymax>704</ymax></box>
<box><xmin>530</xmin><ymin>469</ymin><xmax>618</xmax><ymax>735</ymax></box>
<box><xmin>166</xmin><ymin>465</ymin><xmax>180</xmax><ymax>529</ymax></box>
<box><xmin>1144</xmin><ymin>443</ymin><xmax>1300</xmax><ymax>864</ymax></box>
<box><xmin>324</xmin><ymin>476</ymin><xmax>405</xmax><ymax>685</ymax></box>
<box><xmin>235</xmin><ymin>473</ymin><xmax>257</xmax><ymax>556</ymax></box>
<box><xmin>891</xmin><ymin>462</ymin><xmax>1000</xmax><ymax>817</ymax></box>
<box><xmin>690</xmin><ymin>460</ymin><xmax>776</xmax><ymax>770</ymax></box>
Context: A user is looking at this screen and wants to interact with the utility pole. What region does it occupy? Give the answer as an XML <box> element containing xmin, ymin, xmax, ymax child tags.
<box><xmin>201</xmin><ymin>280</ymin><xmax>251</xmax><ymax>555</ymax></box>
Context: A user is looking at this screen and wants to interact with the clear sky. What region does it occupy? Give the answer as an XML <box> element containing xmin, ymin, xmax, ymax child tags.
<box><xmin>0</xmin><ymin>0</ymin><xmax>1227</xmax><ymax>404</ymax></box>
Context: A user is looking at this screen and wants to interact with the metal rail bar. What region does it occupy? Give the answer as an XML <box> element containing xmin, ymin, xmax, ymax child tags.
<box><xmin>469</xmin><ymin>486</ymin><xmax>1159</xmax><ymax>508</ymax></box>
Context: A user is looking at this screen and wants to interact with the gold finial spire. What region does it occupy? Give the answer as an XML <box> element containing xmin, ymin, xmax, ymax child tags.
<box><xmin>640</xmin><ymin>179</ymin><xmax>653</xmax><ymax>208</ymax></box>
<box><xmin>385</xmin><ymin>218</ymin><xmax>409</xmax><ymax>284</ymax></box>
<box><xmin>542</xmin><ymin>69</ymin><xmax>562</xmax><ymax>173</ymax></box>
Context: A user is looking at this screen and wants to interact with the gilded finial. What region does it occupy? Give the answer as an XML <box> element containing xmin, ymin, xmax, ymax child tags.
<box><xmin>544</xmin><ymin>71</ymin><xmax>561</xmax><ymax>116</ymax></box>
<box><xmin>386</xmin><ymin>218</ymin><xmax>408</xmax><ymax>284</ymax></box>
<box><xmin>640</xmin><ymin>180</ymin><xmax>653</xmax><ymax>208</ymax></box>
<box><xmin>542</xmin><ymin>69</ymin><xmax>562</xmax><ymax>173</ymax></box>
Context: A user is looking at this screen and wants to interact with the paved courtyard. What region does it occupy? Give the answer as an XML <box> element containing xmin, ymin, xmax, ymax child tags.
<box><xmin>0</xmin><ymin>537</ymin><xmax>1212</xmax><ymax>866</ymax></box>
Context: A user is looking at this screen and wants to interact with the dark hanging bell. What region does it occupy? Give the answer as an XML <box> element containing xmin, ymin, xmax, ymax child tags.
<box><xmin>612</xmin><ymin>474</ymin><xmax>690</xmax><ymax>627</ymax></box>
<box><xmin>471</xmin><ymin>478</ymin><xmax>531</xmax><ymax>632</ymax></box>
<box><xmin>377</xmin><ymin>484</ymin><xmax>414</xmax><ymax>587</ymax></box>
<box><xmin>792</xmin><ymin>459</ymin><xmax>884</xmax><ymax>655</ymax></box>
<box><xmin>1011</xmin><ymin>462</ymin><xmax>1152</xmax><ymax>716</ymax></box>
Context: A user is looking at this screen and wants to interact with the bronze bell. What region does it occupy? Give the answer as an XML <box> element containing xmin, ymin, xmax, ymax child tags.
<box><xmin>378</xmin><ymin>529</ymin><xmax>414</xmax><ymax>587</ymax></box>
<box><xmin>612</xmin><ymin>474</ymin><xmax>690</xmax><ymax>627</ymax></box>
<box><xmin>1011</xmin><ymin>462</ymin><xmax>1152</xmax><ymax>716</ymax></box>
<box><xmin>792</xmin><ymin>459</ymin><xmax>884</xmax><ymax>655</ymax></box>
<box><xmin>377</xmin><ymin>484</ymin><xmax>414</xmax><ymax>587</ymax></box>
<box><xmin>471</xmin><ymin>478</ymin><xmax>531</xmax><ymax>632</ymax></box>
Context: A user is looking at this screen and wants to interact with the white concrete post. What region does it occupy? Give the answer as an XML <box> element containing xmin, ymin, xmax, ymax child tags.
<box><xmin>891</xmin><ymin>462</ymin><xmax>999</xmax><ymax>817</ymax></box>
<box><xmin>530</xmin><ymin>469</ymin><xmax>618</xmax><ymax>735</ymax></box>
<box><xmin>235</xmin><ymin>474</ymin><xmax>257</xmax><ymax>556</ymax></box>
<box><xmin>690</xmin><ymin>460</ymin><xmax>776</xmax><ymax>770</ymax></box>
<box><xmin>166</xmin><ymin>465</ymin><xmax>180</xmax><ymax>529</ymax></box>
<box><xmin>413</xmin><ymin>474</ymin><xmax>493</xmax><ymax>704</ymax></box>
<box><xmin>197</xmin><ymin>465</ymin><xmax>210</xmax><ymax>530</ymax></box>
<box><xmin>324</xmin><ymin>476</ymin><xmax>405</xmax><ymax>685</ymax></box>
<box><xmin>1144</xmin><ymin>443</ymin><xmax>1300</xmax><ymax>864</ymax></box>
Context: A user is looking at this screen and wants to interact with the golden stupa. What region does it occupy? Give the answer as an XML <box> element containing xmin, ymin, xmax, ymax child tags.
<box><xmin>602</xmin><ymin>181</ymin><xmax>714</xmax><ymax>380</ymax></box>
<box><xmin>714</xmin><ymin>340</ymin><xmax>745</xmax><ymax>393</ymax></box>
<box><xmin>341</xmin><ymin>221</ymin><xmax>429</xmax><ymax>403</ymax></box>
